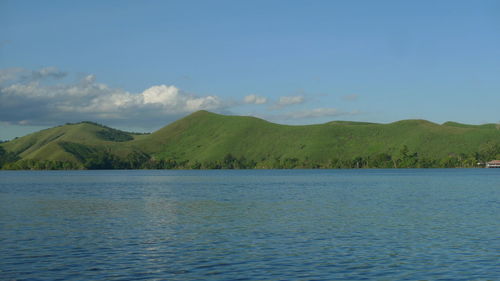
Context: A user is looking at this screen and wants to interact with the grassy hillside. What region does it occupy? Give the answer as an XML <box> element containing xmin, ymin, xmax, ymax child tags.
<box><xmin>135</xmin><ymin>111</ymin><xmax>500</xmax><ymax>163</ymax></box>
<box><xmin>1</xmin><ymin>110</ymin><xmax>499</xmax><ymax>169</ymax></box>
<box><xmin>0</xmin><ymin>122</ymin><xmax>144</xmax><ymax>167</ymax></box>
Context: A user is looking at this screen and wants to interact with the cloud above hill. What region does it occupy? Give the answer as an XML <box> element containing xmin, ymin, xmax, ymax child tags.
<box><xmin>277</xmin><ymin>95</ymin><xmax>304</xmax><ymax>106</ymax></box>
<box><xmin>244</xmin><ymin>94</ymin><xmax>267</xmax><ymax>105</ymax></box>
<box><xmin>0</xmin><ymin>67</ymin><xmax>225</xmax><ymax>127</ymax></box>
<box><xmin>0</xmin><ymin>67</ymin><xmax>361</xmax><ymax>129</ymax></box>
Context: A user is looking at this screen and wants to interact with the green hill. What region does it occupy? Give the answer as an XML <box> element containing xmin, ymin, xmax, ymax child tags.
<box><xmin>0</xmin><ymin>121</ymin><xmax>146</xmax><ymax>169</ymax></box>
<box><xmin>1</xmin><ymin>111</ymin><xmax>500</xmax><ymax>169</ymax></box>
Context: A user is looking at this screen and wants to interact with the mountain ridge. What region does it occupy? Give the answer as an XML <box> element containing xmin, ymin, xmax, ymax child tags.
<box><xmin>1</xmin><ymin>110</ymin><xmax>499</xmax><ymax>169</ymax></box>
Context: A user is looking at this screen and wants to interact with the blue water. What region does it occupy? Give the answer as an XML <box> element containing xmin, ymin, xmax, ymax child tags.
<box><xmin>0</xmin><ymin>169</ymin><xmax>499</xmax><ymax>280</ymax></box>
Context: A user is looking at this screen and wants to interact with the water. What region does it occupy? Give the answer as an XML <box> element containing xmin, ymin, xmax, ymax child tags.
<box><xmin>0</xmin><ymin>169</ymin><xmax>499</xmax><ymax>280</ymax></box>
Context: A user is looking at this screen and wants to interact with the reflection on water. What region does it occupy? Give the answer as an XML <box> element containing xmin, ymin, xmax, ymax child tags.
<box><xmin>0</xmin><ymin>169</ymin><xmax>499</xmax><ymax>280</ymax></box>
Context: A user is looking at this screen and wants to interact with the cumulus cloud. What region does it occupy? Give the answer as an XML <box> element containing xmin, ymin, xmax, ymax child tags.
<box><xmin>277</xmin><ymin>95</ymin><xmax>304</xmax><ymax>106</ymax></box>
<box><xmin>31</xmin><ymin>66</ymin><xmax>67</xmax><ymax>80</ymax></box>
<box><xmin>244</xmin><ymin>94</ymin><xmax>267</xmax><ymax>105</ymax></box>
<box><xmin>0</xmin><ymin>67</ymin><xmax>225</xmax><ymax>127</ymax></box>
<box><xmin>342</xmin><ymin>94</ymin><xmax>359</xmax><ymax>101</ymax></box>
<box><xmin>0</xmin><ymin>67</ymin><xmax>362</xmax><ymax>130</ymax></box>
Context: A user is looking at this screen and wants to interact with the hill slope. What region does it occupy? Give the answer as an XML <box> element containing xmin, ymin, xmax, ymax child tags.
<box><xmin>135</xmin><ymin>111</ymin><xmax>500</xmax><ymax>165</ymax></box>
<box><xmin>1</xmin><ymin>122</ymin><xmax>144</xmax><ymax>167</ymax></box>
<box><xmin>1</xmin><ymin>111</ymin><xmax>500</xmax><ymax>169</ymax></box>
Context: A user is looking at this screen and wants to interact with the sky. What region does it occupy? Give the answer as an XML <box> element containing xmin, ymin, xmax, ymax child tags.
<box><xmin>1</xmin><ymin>0</ymin><xmax>499</xmax><ymax>140</ymax></box>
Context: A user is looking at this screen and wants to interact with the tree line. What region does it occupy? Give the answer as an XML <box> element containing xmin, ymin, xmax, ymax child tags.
<box><xmin>1</xmin><ymin>144</ymin><xmax>500</xmax><ymax>170</ymax></box>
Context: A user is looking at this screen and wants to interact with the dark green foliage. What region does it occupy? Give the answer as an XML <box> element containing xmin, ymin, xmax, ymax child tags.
<box><xmin>282</xmin><ymin>157</ymin><xmax>300</xmax><ymax>169</ymax></box>
<box><xmin>368</xmin><ymin>153</ymin><xmax>393</xmax><ymax>168</ymax></box>
<box><xmin>0</xmin><ymin>146</ymin><xmax>20</xmax><ymax>168</ymax></box>
<box><xmin>190</xmin><ymin>161</ymin><xmax>202</xmax><ymax>169</ymax></box>
<box><xmin>141</xmin><ymin>158</ymin><xmax>188</xmax><ymax>169</ymax></box>
<box><xmin>95</xmin><ymin>129</ymin><xmax>134</xmax><ymax>142</ymax></box>
<box><xmin>477</xmin><ymin>142</ymin><xmax>500</xmax><ymax>162</ymax></box>
<box><xmin>202</xmin><ymin>160</ymin><xmax>222</xmax><ymax>169</ymax></box>
<box><xmin>243</xmin><ymin>145</ymin><xmax>483</xmax><ymax>169</ymax></box>
<box><xmin>221</xmin><ymin>154</ymin><xmax>256</xmax><ymax>169</ymax></box>
<box><xmin>194</xmin><ymin>154</ymin><xmax>256</xmax><ymax>169</ymax></box>
<box><xmin>60</xmin><ymin>142</ymin><xmax>151</xmax><ymax>169</ymax></box>
<box><xmin>2</xmin><ymin>159</ymin><xmax>80</xmax><ymax>170</ymax></box>
<box><xmin>83</xmin><ymin>151</ymin><xmax>121</xmax><ymax>169</ymax></box>
<box><xmin>59</xmin><ymin>142</ymin><xmax>96</xmax><ymax>161</ymax></box>
<box><xmin>124</xmin><ymin>151</ymin><xmax>150</xmax><ymax>169</ymax></box>
<box><xmin>83</xmin><ymin>150</ymin><xmax>152</xmax><ymax>169</ymax></box>
<box><xmin>0</xmin><ymin>145</ymin><xmax>486</xmax><ymax>170</ymax></box>
<box><xmin>223</xmin><ymin>153</ymin><xmax>236</xmax><ymax>169</ymax></box>
<box><xmin>396</xmin><ymin>145</ymin><xmax>419</xmax><ymax>168</ymax></box>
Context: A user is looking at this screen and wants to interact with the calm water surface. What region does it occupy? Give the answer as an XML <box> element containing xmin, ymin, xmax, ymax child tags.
<box><xmin>0</xmin><ymin>169</ymin><xmax>499</xmax><ymax>280</ymax></box>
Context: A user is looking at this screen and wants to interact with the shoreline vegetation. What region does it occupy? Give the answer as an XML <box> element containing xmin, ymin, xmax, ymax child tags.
<box><xmin>1</xmin><ymin>111</ymin><xmax>499</xmax><ymax>170</ymax></box>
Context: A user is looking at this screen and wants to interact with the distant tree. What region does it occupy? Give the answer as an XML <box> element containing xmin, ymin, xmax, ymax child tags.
<box><xmin>282</xmin><ymin>157</ymin><xmax>299</xmax><ymax>169</ymax></box>
<box><xmin>439</xmin><ymin>156</ymin><xmax>460</xmax><ymax>168</ymax></box>
<box><xmin>83</xmin><ymin>151</ymin><xmax>126</xmax><ymax>169</ymax></box>
<box><xmin>478</xmin><ymin>142</ymin><xmax>500</xmax><ymax>162</ymax></box>
<box><xmin>203</xmin><ymin>160</ymin><xmax>222</xmax><ymax>169</ymax></box>
<box><xmin>417</xmin><ymin>157</ymin><xmax>436</xmax><ymax>168</ymax></box>
<box><xmin>368</xmin><ymin>153</ymin><xmax>392</xmax><ymax>168</ymax></box>
<box><xmin>125</xmin><ymin>151</ymin><xmax>150</xmax><ymax>169</ymax></box>
<box><xmin>190</xmin><ymin>161</ymin><xmax>202</xmax><ymax>169</ymax></box>
<box><xmin>222</xmin><ymin>153</ymin><xmax>237</xmax><ymax>169</ymax></box>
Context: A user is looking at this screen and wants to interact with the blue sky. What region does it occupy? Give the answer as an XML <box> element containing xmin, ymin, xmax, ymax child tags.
<box><xmin>1</xmin><ymin>0</ymin><xmax>499</xmax><ymax>139</ymax></box>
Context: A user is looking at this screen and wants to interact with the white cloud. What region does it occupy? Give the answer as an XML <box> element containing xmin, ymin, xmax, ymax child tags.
<box><xmin>32</xmin><ymin>66</ymin><xmax>67</xmax><ymax>80</ymax></box>
<box><xmin>0</xmin><ymin>68</ymin><xmax>23</xmax><ymax>85</ymax></box>
<box><xmin>0</xmin><ymin>67</ymin><xmax>360</xmax><ymax>129</ymax></box>
<box><xmin>0</xmin><ymin>67</ymin><xmax>225</xmax><ymax>127</ymax></box>
<box><xmin>244</xmin><ymin>94</ymin><xmax>267</xmax><ymax>105</ymax></box>
<box><xmin>142</xmin><ymin>85</ymin><xmax>179</xmax><ymax>105</ymax></box>
<box><xmin>277</xmin><ymin>95</ymin><xmax>304</xmax><ymax>106</ymax></box>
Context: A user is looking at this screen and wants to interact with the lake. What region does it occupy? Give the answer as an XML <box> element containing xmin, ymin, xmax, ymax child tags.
<box><xmin>0</xmin><ymin>169</ymin><xmax>499</xmax><ymax>280</ymax></box>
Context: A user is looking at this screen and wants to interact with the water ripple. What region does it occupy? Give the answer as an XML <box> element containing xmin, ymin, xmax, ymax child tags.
<box><xmin>0</xmin><ymin>169</ymin><xmax>499</xmax><ymax>280</ymax></box>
